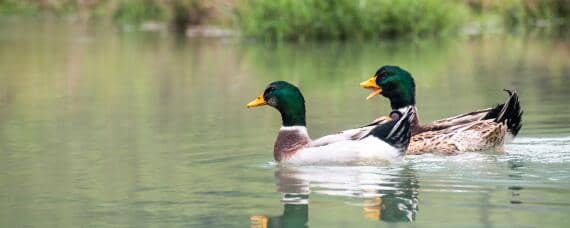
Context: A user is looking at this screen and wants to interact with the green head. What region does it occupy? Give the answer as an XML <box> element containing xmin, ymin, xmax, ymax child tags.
<box><xmin>360</xmin><ymin>65</ymin><xmax>416</xmax><ymax>109</ymax></box>
<box><xmin>246</xmin><ymin>81</ymin><xmax>306</xmax><ymax>126</ymax></box>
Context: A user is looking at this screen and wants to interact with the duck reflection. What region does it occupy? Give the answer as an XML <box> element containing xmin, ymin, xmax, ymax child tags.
<box><xmin>362</xmin><ymin>167</ymin><xmax>419</xmax><ymax>222</ymax></box>
<box><xmin>508</xmin><ymin>158</ymin><xmax>525</xmax><ymax>204</ymax></box>
<box><xmin>250</xmin><ymin>194</ymin><xmax>309</xmax><ymax>228</ymax></box>
<box><xmin>250</xmin><ymin>165</ymin><xmax>419</xmax><ymax>227</ymax></box>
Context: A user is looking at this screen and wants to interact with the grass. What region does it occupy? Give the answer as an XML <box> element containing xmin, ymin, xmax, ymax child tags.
<box><xmin>468</xmin><ymin>0</ymin><xmax>570</xmax><ymax>26</ymax></box>
<box><xmin>113</xmin><ymin>0</ymin><xmax>167</xmax><ymax>24</ymax></box>
<box><xmin>237</xmin><ymin>0</ymin><xmax>470</xmax><ymax>41</ymax></box>
<box><xmin>0</xmin><ymin>0</ymin><xmax>568</xmax><ymax>40</ymax></box>
<box><xmin>0</xmin><ymin>0</ymin><xmax>217</xmax><ymax>28</ymax></box>
<box><xmin>0</xmin><ymin>0</ymin><xmax>40</xmax><ymax>16</ymax></box>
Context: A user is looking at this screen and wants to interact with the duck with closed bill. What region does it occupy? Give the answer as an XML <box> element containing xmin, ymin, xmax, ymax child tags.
<box><xmin>246</xmin><ymin>81</ymin><xmax>415</xmax><ymax>164</ymax></box>
<box><xmin>359</xmin><ymin>65</ymin><xmax>523</xmax><ymax>154</ymax></box>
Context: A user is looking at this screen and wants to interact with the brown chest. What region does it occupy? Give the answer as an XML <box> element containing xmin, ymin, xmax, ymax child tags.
<box><xmin>274</xmin><ymin>130</ymin><xmax>310</xmax><ymax>161</ymax></box>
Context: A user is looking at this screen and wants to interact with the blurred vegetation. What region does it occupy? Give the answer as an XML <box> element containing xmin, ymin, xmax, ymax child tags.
<box><xmin>0</xmin><ymin>0</ymin><xmax>568</xmax><ymax>40</ymax></box>
<box><xmin>467</xmin><ymin>0</ymin><xmax>570</xmax><ymax>26</ymax></box>
<box><xmin>113</xmin><ymin>0</ymin><xmax>167</xmax><ymax>24</ymax></box>
<box><xmin>0</xmin><ymin>0</ymin><xmax>230</xmax><ymax>31</ymax></box>
<box><xmin>237</xmin><ymin>0</ymin><xmax>469</xmax><ymax>41</ymax></box>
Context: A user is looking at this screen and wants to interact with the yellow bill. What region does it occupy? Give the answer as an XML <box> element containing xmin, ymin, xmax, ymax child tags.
<box><xmin>360</xmin><ymin>76</ymin><xmax>382</xmax><ymax>100</ymax></box>
<box><xmin>246</xmin><ymin>94</ymin><xmax>266</xmax><ymax>108</ymax></box>
<box><xmin>363</xmin><ymin>197</ymin><xmax>383</xmax><ymax>220</ymax></box>
<box><xmin>250</xmin><ymin>215</ymin><xmax>269</xmax><ymax>228</ymax></box>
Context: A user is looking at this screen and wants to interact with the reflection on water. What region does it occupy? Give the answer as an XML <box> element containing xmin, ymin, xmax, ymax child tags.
<box><xmin>251</xmin><ymin>165</ymin><xmax>419</xmax><ymax>226</ymax></box>
<box><xmin>249</xmin><ymin>136</ymin><xmax>570</xmax><ymax>227</ymax></box>
<box><xmin>251</xmin><ymin>198</ymin><xmax>309</xmax><ymax>228</ymax></box>
<box><xmin>508</xmin><ymin>157</ymin><xmax>525</xmax><ymax>205</ymax></box>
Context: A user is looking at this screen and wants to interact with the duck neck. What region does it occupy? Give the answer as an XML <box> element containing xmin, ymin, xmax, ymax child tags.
<box><xmin>274</xmin><ymin>126</ymin><xmax>311</xmax><ymax>161</ymax></box>
<box><xmin>387</xmin><ymin>93</ymin><xmax>415</xmax><ymax>111</ymax></box>
<box><xmin>275</xmin><ymin>96</ymin><xmax>307</xmax><ymax>127</ymax></box>
<box><xmin>280</xmin><ymin>111</ymin><xmax>306</xmax><ymax>127</ymax></box>
<box><xmin>385</xmin><ymin>87</ymin><xmax>418</xmax><ymax>128</ymax></box>
<box><xmin>383</xmin><ymin>81</ymin><xmax>416</xmax><ymax>111</ymax></box>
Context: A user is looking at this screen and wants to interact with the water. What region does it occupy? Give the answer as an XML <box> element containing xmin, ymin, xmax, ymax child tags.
<box><xmin>0</xmin><ymin>19</ymin><xmax>569</xmax><ymax>227</ymax></box>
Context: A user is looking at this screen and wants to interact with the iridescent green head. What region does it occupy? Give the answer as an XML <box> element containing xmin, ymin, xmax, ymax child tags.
<box><xmin>247</xmin><ymin>81</ymin><xmax>306</xmax><ymax>126</ymax></box>
<box><xmin>360</xmin><ymin>65</ymin><xmax>416</xmax><ymax>109</ymax></box>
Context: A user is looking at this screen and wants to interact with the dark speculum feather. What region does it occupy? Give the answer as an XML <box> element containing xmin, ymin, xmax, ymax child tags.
<box><xmin>366</xmin><ymin>107</ymin><xmax>415</xmax><ymax>154</ymax></box>
<box><xmin>482</xmin><ymin>104</ymin><xmax>504</xmax><ymax>120</ymax></box>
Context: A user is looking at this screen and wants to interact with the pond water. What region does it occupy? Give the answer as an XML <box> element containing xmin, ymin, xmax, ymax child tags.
<box><xmin>0</xmin><ymin>20</ymin><xmax>569</xmax><ymax>227</ymax></box>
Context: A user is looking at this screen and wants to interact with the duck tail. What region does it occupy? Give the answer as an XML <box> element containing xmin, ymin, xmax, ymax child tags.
<box><xmin>384</xmin><ymin>107</ymin><xmax>415</xmax><ymax>153</ymax></box>
<box><xmin>483</xmin><ymin>89</ymin><xmax>523</xmax><ymax>137</ymax></box>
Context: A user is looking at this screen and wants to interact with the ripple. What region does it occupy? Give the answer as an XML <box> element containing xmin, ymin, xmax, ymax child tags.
<box><xmin>261</xmin><ymin>136</ymin><xmax>570</xmax><ymax>205</ymax></box>
<box><xmin>504</xmin><ymin>137</ymin><xmax>570</xmax><ymax>164</ymax></box>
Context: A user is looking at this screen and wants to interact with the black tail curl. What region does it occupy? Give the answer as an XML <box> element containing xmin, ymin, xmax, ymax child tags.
<box><xmin>483</xmin><ymin>89</ymin><xmax>523</xmax><ymax>136</ymax></box>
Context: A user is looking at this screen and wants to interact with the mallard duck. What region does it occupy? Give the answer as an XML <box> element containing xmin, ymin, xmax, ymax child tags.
<box><xmin>360</xmin><ymin>66</ymin><xmax>523</xmax><ymax>155</ymax></box>
<box><xmin>246</xmin><ymin>81</ymin><xmax>414</xmax><ymax>164</ymax></box>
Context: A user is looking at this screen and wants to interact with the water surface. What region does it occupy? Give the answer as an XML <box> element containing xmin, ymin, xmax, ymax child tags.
<box><xmin>0</xmin><ymin>20</ymin><xmax>569</xmax><ymax>227</ymax></box>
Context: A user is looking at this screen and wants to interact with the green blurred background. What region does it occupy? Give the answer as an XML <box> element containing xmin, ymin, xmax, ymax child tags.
<box><xmin>0</xmin><ymin>0</ymin><xmax>569</xmax><ymax>40</ymax></box>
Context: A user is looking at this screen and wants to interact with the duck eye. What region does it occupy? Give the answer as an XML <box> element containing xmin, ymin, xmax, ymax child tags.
<box><xmin>264</xmin><ymin>87</ymin><xmax>274</xmax><ymax>96</ymax></box>
<box><xmin>376</xmin><ymin>71</ymin><xmax>388</xmax><ymax>81</ymax></box>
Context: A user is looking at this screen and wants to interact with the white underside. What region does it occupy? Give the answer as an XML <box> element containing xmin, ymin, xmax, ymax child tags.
<box><xmin>284</xmin><ymin>137</ymin><xmax>402</xmax><ymax>165</ymax></box>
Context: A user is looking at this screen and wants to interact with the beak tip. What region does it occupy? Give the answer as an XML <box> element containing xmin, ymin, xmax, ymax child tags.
<box><xmin>246</xmin><ymin>95</ymin><xmax>266</xmax><ymax>108</ymax></box>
